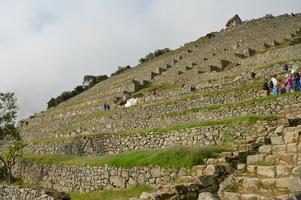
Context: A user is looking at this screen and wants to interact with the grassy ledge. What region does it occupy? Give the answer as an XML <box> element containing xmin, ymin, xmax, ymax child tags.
<box><xmin>69</xmin><ymin>185</ymin><xmax>154</xmax><ymax>200</ymax></box>
<box><xmin>165</xmin><ymin>92</ymin><xmax>301</xmax><ymax>117</ymax></box>
<box><xmin>22</xmin><ymin>146</ymin><xmax>231</xmax><ymax>169</ymax></box>
<box><xmin>29</xmin><ymin>114</ymin><xmax>276</xmax><ymax>144</ymax></box>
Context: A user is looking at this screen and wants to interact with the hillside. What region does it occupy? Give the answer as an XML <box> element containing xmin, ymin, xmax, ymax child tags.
<box><xmin>4</xmin><ymin>13</ymin><xmax>301</xmax><ymax>200</ymax></box>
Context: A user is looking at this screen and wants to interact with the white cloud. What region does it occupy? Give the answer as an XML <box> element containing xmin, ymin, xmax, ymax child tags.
<box><xmin>0</xmin><ymin>0</ymin><xmax>300</xmax><ymax>119</ymax></box>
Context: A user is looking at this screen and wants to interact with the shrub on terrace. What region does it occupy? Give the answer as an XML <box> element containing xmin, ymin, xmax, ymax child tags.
<box><xmin>139</xmin><ymin>48</ymin><xmax>171</xmax><ymax>64</ymax></box>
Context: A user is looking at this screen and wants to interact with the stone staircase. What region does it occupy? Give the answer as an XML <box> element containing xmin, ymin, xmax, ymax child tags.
<box><xmin>218</xmin><ymin>124</ymin><xmax>301</xmax><ymax>200</ymax></box>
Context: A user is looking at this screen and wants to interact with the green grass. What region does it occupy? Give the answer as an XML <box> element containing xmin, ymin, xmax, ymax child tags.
<box><xmin>23</xmin><ymin>146</ymin><xmax>231</xmax><ymax>169</ymax></box>
<box><xmin>69</xmin><ymin>185</ymin><xmax>154</xmax><ymax>200</ymax></box>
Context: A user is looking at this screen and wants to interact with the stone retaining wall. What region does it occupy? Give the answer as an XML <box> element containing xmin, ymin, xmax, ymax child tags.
<box><xmin>25</xmin><ymin>124</ymin><xmax>261</xmax><ymax>156</ymax></box>
<box><xmin>0</xmin><ymin>184</ymin><xmax>54</xmax><ymax>200</ymax></box>
<box><xmin>13</xmin><ymin>160</ymin><xmax>188</xmax><ymax>192</ymax></box>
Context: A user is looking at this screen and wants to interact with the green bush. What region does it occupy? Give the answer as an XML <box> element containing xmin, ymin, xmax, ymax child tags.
<box><xmin>139</xmin><ymin>48</ymin><xmax>171</xmax><ymax>64</ymax></box>
<box><xmin>111</xmin><ymin>65</ymin><xmax>131</xmax><ymax>76</ymax></box>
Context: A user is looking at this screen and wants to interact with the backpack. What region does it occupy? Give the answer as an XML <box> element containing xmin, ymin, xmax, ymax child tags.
<box><xmin>268</xmin><ymin>80</ymin><xmax>274</xmax><ymax>89</ymax></box>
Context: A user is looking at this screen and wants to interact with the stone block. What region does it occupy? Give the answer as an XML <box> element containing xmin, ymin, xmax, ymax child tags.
<box><xmin>276</xmin><ymin>194</ymin><xmax>301</xmax><ymax>200</ymax></box>
<box><xmin>241</xmin><ymin>193</ymin><xmax>261</xmax><ymax>200</ymax></box>
<box><xmin>287</xmin><ymin>143</ymin><xmax>297</xmax><ymax>153</ymax></box>
<box><xmin>257</xmin><ymin>166</ymin><xmax>275</xmax><ymax>178</ymax></box>
<box><xmin>247</xmin><ymin>165</ymin><xmax>257</xmax><ymax>174</ymax></box>
<box><xmin>272</xmin><ymin>145</ymin><xmax>286</xmax><ymax>154</ymax></box>
<box><xmin>179</xmin><ymin>176</ymin><xmax>192</xmax><ymax>183</ymax></box>
<box><xmin>109</xmin><ymin>176</ymin><xmax>126</xmax><ymax>188</ymax></box>
<box><xmin>237</xmin><ymin>164</ymin><xmax>246</xmax><ymax>171</ymax></box>
<box><xmin>277</xmin><ymin>153</ymin><xmax>297</xmax><ymax>165</ymax></box>
<box><xmin>276</xmin><ymin>177</ymin><xmax>290</xmax><ymax>188</ymax></box>
<box><xmin>286</xmin><ymin>114</ymin><xmax>301</xmax><ymax>126</ymax></box>
<box><xmin>265</xmin><ymin>155</ymin><xmax>277</xmax><ymax>165</ymax></box>
<box><xmin>292</xmin><ymin>166</ymin><xmax>301</xmax><ymax>176</ymax></box>
<box><xmin>223</xmin><ymin>192</ymin><xmax>240</xmax><ymax>200</ymax></box>
<box><xmin>247</xmin><ymin>154</ymin><xmax>265</xmax><ymax>164</ymax></box>
<box><xmin>276</xmin><ymin>177</ymin><xmax>301</xmax><ymax>192</ymax></box>
<box><xmin>260</xmin><ymin>178</ymin><xmax>275</xmax><ymax>189</ymax></box>
<box><xmin>276</xmin><ymin>166</ymin><xmax>292</xmax><ymax>177</ymax></box>
<box><xmin>270</xmin><ymin>136</ymin><xmax>284</xmax><ymax>145</ymax></box>
<box><xmin>203</xmin><ymin>165</ymin><xmax>217</xmax><ymax>176</ymax></box>
<box><xmin>150</xmin><ymin>167</ymin><xmax>161</xmax><ymax>178</ymax></box>
<box><xmin>283</xmin><ymin>131</ymin><xmax>299</xmax><ymax>143</ymax></box>
<box><xmin>241</xmin><ymin>178</ymin><xmax>261</xmax><ymax>192</ymax></box>
<box><xmin>198</xmin><ymin>192</ymin><xmax>218</xmax><ymax>200</ymax></box>
<box><xmin>259</xmin><ymin>145</ymin><xmax>272</xmax><ymax>154</ymax></box>
<box><xmin>192</xmin><ymin>165</ymin><xmax>206</xmax><ymax>177</ymax></box>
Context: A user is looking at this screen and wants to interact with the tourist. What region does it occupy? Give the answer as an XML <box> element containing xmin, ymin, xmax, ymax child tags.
<box><xmin>285</xmin><ymin>74</ymin><xmax>292</xmax><ymax>93</ymax></box>
<box><xmin>263</xmin><ymin>79</ymin><xmax>270</xmax><ymax>96</ymax></box>
<box><xmin>278</xmin><ymin>80</ymin><xmax>285</xmax><ymax>94</ymax></box>
<box><xmin>270</xmin><ymin>76</ymin><xmax>278</xmax><ymax>95</ymax></box>
<box><xmin>103</xmin><ymin>103</ymin><xmax>110</xmax><ymax>110</ymax></box>
<box><xmin>283</xmin><ymin>64</ymin><xmax>289</xmax><ymax>71</ymax></box>
<box><xmin>151</xmin><ymin>88</ymin><xmax>157</xmax><ymax>100</ymax></box>
<box><xmin>251</xmin><ymin>71</ymin><xmax>256</xmax><ymax>79</ymax></box>
<box><xmin>292</xmin><ymin>72</ymin><xmax>299</xmax><ymax>92</ymax></box>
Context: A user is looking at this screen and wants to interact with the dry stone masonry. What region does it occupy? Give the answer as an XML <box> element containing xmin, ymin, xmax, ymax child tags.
<box><xmin>7</xmin><ymin>13</ymin><xmax>301</xmax><ymax>199</ymax></box>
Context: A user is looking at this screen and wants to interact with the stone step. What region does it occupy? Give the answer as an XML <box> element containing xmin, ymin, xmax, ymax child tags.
<box><xmin>231</xmin><ymin>175</ymin><xmax>301</xmax><ymax>195</ymax></box>
<box><xmin>270</xmin><ymin>131</ymin><xmax>300</xmax><ymax>145</ymax></box>
<box><xmin>247</xmin><ymin>153</ymin><xmax>298</xmax><ymax>165</ymax></box>
<box><xmin>222</xmin><ymin>191</ymin><xmax>301</xmax><ymax>200</ymax></box>
<box><xmin>236</xmin><ymin>164</ymin><xmax>299</xmax><ymax>178</ymax></box>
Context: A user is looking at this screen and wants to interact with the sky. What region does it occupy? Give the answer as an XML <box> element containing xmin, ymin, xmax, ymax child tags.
<box><xmin>0</xmin><ymin>0</ymin><xmax>301</xmax><ymax>120</ymax></box>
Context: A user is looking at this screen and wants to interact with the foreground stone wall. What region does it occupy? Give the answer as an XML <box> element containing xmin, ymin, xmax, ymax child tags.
<box><xmin>0</xmin><ymin>184</ymin><xmax>54</xmax><ymax>200</ymax></box>
<box><xmin>13</xmin><ymin>160</ymin><xmax>188</xmax><ymax>193</ymax></box>
<box><xmin>25</xmin><ymin>123</ymin><xmax>262</xmax><ymax>156</ymax></box>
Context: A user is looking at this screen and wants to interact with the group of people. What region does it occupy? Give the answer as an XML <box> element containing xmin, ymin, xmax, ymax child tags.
<box><xmin>263</xmin><ymin>63</ymin><xmax>301</xmax><ymax>96</ymax></box>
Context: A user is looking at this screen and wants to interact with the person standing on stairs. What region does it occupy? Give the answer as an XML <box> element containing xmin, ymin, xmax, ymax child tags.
<box><xmin>151</xmin><ymin>88</ymin><xmax>157</xmax><ymax>100</ymax></box>
<box><xmin>270</xmin><ymin>75</ymin><xmax>278</xmax><ymax>95</ymax></box>
<box><xmin>285</xmin><ymin>74</ymin><xmax>292</xmax><ymax>93</ymax></box>
<box><xmin>263</xmin><ymin>79</ymin><xmax>270</xmax><ymax>96</ymax></box>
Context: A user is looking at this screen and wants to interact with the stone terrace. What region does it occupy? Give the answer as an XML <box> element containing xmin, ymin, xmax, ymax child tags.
<box><xmin>12</xmin><ymin>13</ymin><xmax>301</xmax><ymax>200</ymax></box>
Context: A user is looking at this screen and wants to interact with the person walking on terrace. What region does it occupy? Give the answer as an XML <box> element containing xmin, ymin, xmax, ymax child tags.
<box><xmin>151</xmin><ymin>88</ymin><xmax>157</xmax><ymax>100</ymax></box>
<box><xmin>285</xmin><ymin>74</ymin><xmax>292</xmax><ymax>93</ymax></box>
<box><xmin>103</xmin><ymin>102</ymin><xmax>110</xmax><ymax>110</ymax></box>
<box><xmin>250</xmin><ymin>71</ymin><xmax>256</xmax><ymax>79</ymax></box>
<box><xmin>283</xmin><ymin>63</ymin><xmax>289</xmax><ymax>71</ymax></box>
<box><xmin>292</xmin><ymin>72</ymin><xmax>300</xmax><ymax>92</ymax></box>
<box><xmin>270</xmin><ymin>76</ymin><xmax>278</xmax><ymax>95</ymax></box>
<box><xmin>263</xmin><ymin>79</ymin><xmax>270</xmax><ymax>96</ymax></box>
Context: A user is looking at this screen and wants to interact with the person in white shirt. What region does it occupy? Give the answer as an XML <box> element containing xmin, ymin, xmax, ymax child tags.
<box><xmin>271</xmin><ymin>76</ymin><xmax>278</xmax><ymax>95</ymax></box>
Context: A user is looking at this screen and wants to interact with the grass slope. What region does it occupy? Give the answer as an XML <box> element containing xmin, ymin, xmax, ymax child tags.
<box><xmin>23</xmin><ymin>146</ymin><xmax>231</xmax><ymax>169</ymax></box>
<box><xmin>69</xmin><ymin>185</ymin><xmax>154</xmax><ymax>200</ymax></box>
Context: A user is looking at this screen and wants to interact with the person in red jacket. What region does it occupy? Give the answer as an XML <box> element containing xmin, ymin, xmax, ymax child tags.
<box><xmin>151</xmin><ymin>89</ymin><xmax>157</xmax><ymax>100</ymax></box>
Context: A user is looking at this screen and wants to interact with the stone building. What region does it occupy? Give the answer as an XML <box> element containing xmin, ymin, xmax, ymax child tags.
<box><xmin>226</xmin><ymin>14</ymin><xmax>242</xmax><ymax>28</ymax></box>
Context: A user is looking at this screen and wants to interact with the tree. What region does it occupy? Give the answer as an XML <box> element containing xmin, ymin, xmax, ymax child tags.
<box><xmin>0</xmin><ymin>142</ymin><xmax>26</xmax><ymax>183</ymax></box>
<box><xmin>0</xmin><ymin>92</ymin><xmax>25</xmax><ymax>183</ymax></box>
